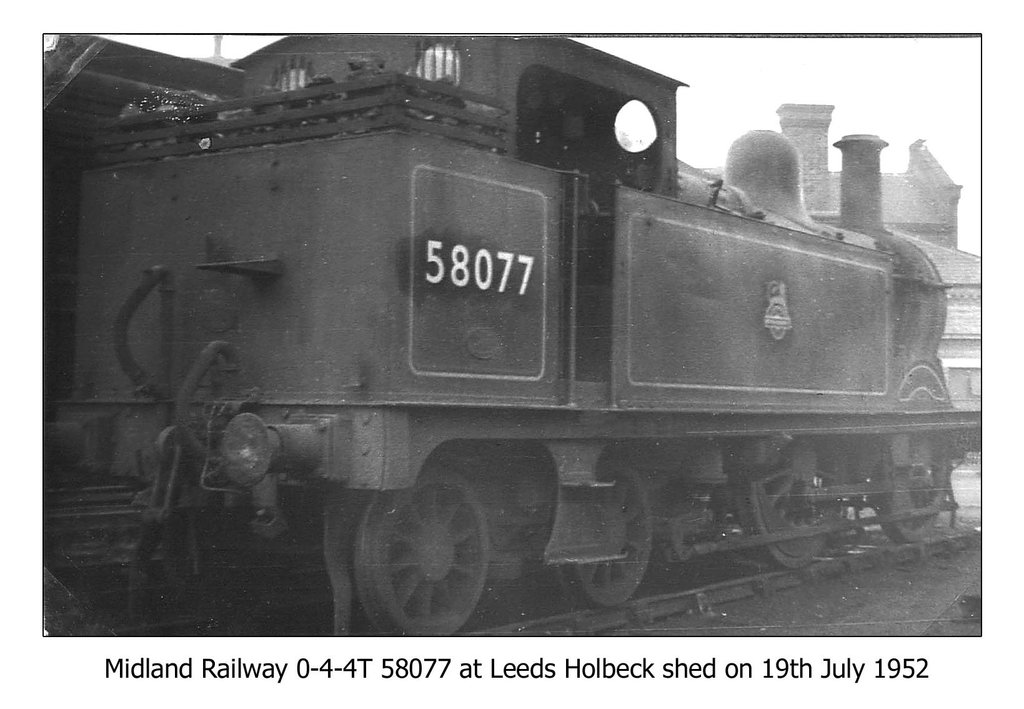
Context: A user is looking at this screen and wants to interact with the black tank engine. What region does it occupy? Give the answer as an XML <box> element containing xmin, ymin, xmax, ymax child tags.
<box><xmin>45</xmin><ymin>36</ymin><xmax>977</xmax><ymax>635</ymax></box>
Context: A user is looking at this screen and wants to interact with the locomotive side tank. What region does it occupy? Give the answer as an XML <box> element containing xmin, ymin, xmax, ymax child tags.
<box><xmin>75</xmin><ymin>134</ymin><xmax>566</xmax><ymax>413</ymax></box>
<box><xmin>47</xmin><ymin>35</ymin><xmax>977</xmax><ymax>635</ymax></box>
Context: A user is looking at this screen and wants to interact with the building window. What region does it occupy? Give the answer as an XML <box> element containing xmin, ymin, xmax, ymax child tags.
<box><xmin>415</xmin><ymin>43</ymin><xmax>461</xmax><ymax>85</ymax></box>
<box><xmin>969</xmin><ymin>370</ymin><xmax>981</xmax><ymax>396</ymax></box>
<box><xmin>271</xmin><ymin>56</ymin><xmax>314</xmax><ymax>92</ymax></box>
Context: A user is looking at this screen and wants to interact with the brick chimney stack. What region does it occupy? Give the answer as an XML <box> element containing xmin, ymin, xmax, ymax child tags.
<box><xmin>777</xmin><ymin>104</ymin><xmax>834</xmax><ymax>211</ymax></box>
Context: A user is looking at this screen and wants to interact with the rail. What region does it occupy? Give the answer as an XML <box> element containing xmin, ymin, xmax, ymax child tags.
<box><xmin>471</xmin><ymin>528</ymin><xmax>981</xmax><ymax>635</ymax></box>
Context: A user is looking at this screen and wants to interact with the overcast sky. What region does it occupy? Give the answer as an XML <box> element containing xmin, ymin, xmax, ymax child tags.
<box><xmin>101</xmin><ymin>34</ymin><xmax>981</xmax><ymax>255</ymax></box>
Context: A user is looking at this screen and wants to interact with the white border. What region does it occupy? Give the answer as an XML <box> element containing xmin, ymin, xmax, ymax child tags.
<box><xmin>897</xmin><ymin>363</ymin><xmax>949</xmax><ymax>402</ymax></box>
<box><xmin>625</xmin><ymin>213</ymin><xmax>891</xmax><ymax>396</ymax></box>
<box><xmin>408</xmin><ymin>164</ymin><xmax>550</xmax><ymax>381</ymax></box>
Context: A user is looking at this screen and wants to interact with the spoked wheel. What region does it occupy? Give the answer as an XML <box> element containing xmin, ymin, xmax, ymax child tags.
<box><xmin>744</xmin><ymin>469</ymin><xmax>831</xmax><ymax>569</ymax></box>
<box><xmin>353</xmin><ymin>467</ymin><xmax>491</xmax><ymax>635</ymax></box>
<box><xmin>561</xmin><ymin>468</ymin><xmax>652</xmax><ymax>607</ymax></box>
<box><xmin>879</xmin><ymin>466</ymin><xmax>941</xmax><ymax>543</ymax></box>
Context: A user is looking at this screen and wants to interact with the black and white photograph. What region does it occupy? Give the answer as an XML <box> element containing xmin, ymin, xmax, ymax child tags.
<box><xmin>34</xmin><ymin>19</ymin><xmax>996</xmax><ymax>704</ymax></box>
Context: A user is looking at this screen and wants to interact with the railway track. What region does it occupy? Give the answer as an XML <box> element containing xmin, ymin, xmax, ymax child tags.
<box><xmin>46</xmin><ymin>555</ymin><xmax>332</xmax><ymax>636</ymax></box>
<box><xmin>45</xmin><ymin>482</ymin><xmax>146</xmax><ymax>570</ymax></box>
<box><xmin>45</xmin><ymin>483</ymin><xmax>980</xmax><ymax>636</ymax></box>
<box><xmin>470</xmin><ymin>526</ymin><xmax>981</xmax><ymax>636</ymax></box>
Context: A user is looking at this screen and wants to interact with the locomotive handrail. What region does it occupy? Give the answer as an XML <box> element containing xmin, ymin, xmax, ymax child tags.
<box><xmin>891</xmin><ymin>272</ymin><xmax>952</xmax><ymax>289</ymax></box>
<box><xmin>113</xmin><ymin>265</ymin><xmax>173</xmax><ymax>399</ymax></box>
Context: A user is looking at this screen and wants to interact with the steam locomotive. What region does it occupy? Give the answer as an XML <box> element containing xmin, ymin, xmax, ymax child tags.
<box><xmin>45</xmin><ymin>36</ymin><xmax>978</xmax><ymax>635</ymax></box>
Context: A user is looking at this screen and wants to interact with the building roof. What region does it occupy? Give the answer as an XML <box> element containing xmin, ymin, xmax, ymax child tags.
<box><xmin>82</xmin><ymin>37</ymin><xmax>245</xmax><ymax>96</ymax></box>
<box><xmin>232</xmin><ymin>35</ymin><xmax>687</xmax><ymax>89</ymax></box>
<box><xmin>895</xmin><ymin>230</ymin><xmax>981</xmax><ymax>286</ymax></box>
<box><xmin>806</xmin><ymin>171</ymin><xmax>953</xmax><ymax>226</ymax></box>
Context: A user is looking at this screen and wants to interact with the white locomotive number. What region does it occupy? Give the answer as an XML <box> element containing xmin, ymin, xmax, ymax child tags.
<box><xmin>425</xmin><ymin>239</ymin><xmax>534</xmax><ymax>295</ymax></box>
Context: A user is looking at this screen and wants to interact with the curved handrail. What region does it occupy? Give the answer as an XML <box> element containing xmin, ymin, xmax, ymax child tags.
<box><xmin>113</xmin><ymin>265</ymin><xmax>172</xmax><ymax>398</ymax></box>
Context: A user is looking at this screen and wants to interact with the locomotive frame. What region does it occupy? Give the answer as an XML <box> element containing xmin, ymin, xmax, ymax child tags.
<box><xmin>44</xmin><ymin>35</ymin><xmax>979</xmax><ymax>636</ymax></box>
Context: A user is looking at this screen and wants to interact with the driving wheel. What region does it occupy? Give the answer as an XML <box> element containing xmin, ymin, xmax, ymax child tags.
<box><xmin>561</xmin><ymin>467</ymin><xmax>652</xmax><ymax>607</ymax></box>
<box><xmin>353</xmin><ymin>466</ymin><xmax>491</xmax><ymax>635</ymax></box>
<box><xmin>744</xmin><ymin>469</ymin><xmax>828</xmax><ymax>568</ymax></box>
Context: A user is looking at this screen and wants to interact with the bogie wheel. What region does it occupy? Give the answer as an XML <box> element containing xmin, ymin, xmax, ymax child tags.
<box><xmin>561</xmin><ymin>468</ymin><xmax>652</xmax><ymax>607</ymax></box>
<box><xmin>742</xmin><ymin>443</ymin><xmax>837</xmax><ymax>569</ymax></box>
<box><xmin>353</xmin><ymin>466</ymin><xmax>491</xmax><ymax>635</ymax></box>
<box><xmin>744</xmin><ymin>469</ymin><xmax>828</xmax><ymax>568</ymax></box>
<box><xmin>880</xmin><ymin>466</ymin><xmax>940</xmax><ymax>543</ymax></box>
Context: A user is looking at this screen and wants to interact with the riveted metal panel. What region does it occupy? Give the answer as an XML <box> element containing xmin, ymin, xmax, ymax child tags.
<box><xmin>409</xmin><ymin>166</ymin><xmax>550</xmax><ymax>380</ymax></box>
<box><xmin>613</xmin><ymin>189</ymin><xmax>894</xmax><ymax>411</ymax></box>
<box><xmin>386</xmin><ymin>135</ymin><xmax>563</xmax><ymax>405</ymax></box>
<box><xmin>74</xmin><ymin>131</ymin><xmax>562</xmax><ymax>410</ymax></box>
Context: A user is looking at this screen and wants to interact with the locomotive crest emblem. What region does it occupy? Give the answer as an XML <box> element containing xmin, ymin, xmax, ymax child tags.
<box><xmin>763</xmin><ymin>281</ymin><xmax>793</xmax><ymax>340</ymax></box>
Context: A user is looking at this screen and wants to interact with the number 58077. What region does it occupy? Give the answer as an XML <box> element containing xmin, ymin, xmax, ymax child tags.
<box><xmin>425</xmin><ymin>239</ymin><xmax>534</xmax><ymax>296</ymax></box>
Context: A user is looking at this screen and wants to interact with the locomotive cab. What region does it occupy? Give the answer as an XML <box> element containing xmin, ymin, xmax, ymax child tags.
<box><xmin>515</xmin><ymin>63</ymin><xmax>669</xmax><ymax>388</ymax></box>
<box><xmin>515</xmin><ymin>64</ymin><xmax>663</xmax><ymax>195</ymax></box>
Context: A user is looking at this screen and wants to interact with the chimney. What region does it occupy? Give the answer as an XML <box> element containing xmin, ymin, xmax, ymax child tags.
<box><xmin>777</xmin><ymin>104</ymin><xmax>834</xmax><ymax>211</ymax></box>
<box><xmin>833</xmin><ymin>134</ymin><xmax>889</xmax><ymax>236</ymax></box>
